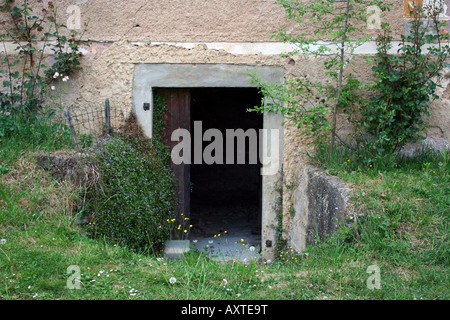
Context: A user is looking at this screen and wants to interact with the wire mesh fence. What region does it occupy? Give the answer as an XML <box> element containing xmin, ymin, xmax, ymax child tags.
<box><xmin>1</xmin><ymin>97</ymin><xmax>130</xmax><ymax>149</ymax></box>
<box><xmin>62</xmin><ymin>99</ymin><xmax>130</xmax><ymax>149</ymax></box>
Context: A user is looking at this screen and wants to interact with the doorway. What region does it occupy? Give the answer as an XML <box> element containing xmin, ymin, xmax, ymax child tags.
<box><xmin>137</xmin><ymin>63</ymin><xmax>285</xmax><ymax>260</ymax></box>
<box><xmin>189</xmin><ymin>88</ymin><xmax>263</xmax><ymax>245</ymax></box>
<box><xmin>155</xmin><ymin>87</ymin><xmax>263</xmax><ymax>253</ymax></box>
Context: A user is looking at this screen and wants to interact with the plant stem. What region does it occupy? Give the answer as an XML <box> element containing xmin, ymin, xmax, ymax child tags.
<box><xmin>330</xmin><ymin>0</ymin><xmax>350</xmax><ymax>159</ymax></box>
<box><xmin>1</xmin><ymin>39</ymin><xmax>14</xmax><ymax>103</ymax></box>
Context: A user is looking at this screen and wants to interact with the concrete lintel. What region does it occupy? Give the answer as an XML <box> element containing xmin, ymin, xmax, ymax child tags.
<box><xmin>134</xmin><ymin>63</ymin><xmax>284</xmax><ymax>89</ymax></box>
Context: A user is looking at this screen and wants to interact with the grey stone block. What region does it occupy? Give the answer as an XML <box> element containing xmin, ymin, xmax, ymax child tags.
<box><xmin>164</xmin><ymin>240</ymin><xmax>191</xmax><ymax>259</ymax></box>
<box><xmin>399</xmin><ymin>137</ymin><xmax>450</xmax><ymax>158</ymax></box>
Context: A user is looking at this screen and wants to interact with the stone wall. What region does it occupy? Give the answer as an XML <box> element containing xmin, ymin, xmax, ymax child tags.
<box><xmin>287</xmin><ymin>165</ymin><xmax>355</xmax><ymax>253</ymax></box>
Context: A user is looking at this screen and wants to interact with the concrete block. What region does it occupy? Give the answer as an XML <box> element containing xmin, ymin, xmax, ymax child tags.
<box><xmin>289</xmin><ymin>165</ymin><xmax>355</xmax><ymax>253</ymax></box>
<box><xmin>164</xmin><ymin>240</ymin><xmax>191</xmax><ymax>259</ymax></box>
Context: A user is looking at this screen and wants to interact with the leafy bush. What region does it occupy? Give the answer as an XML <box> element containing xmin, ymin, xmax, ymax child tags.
<box><xmin>358</xmin><ymin>18</ymin><xmax>450</xmax><ymax>157</ymax></box>
<box><xmin>0</xmin><ymin>0</ymin><xmax>87</xmax><ymax>164</ymax></box>
<box><xmin>340</xmin><ymin>2</ymin><xmax>450</xmax><ymax>163</ymax></box>
<box><xmin>0</xmin><ymin>111</ymin><xmax>15</xmax><ymax>138</ymax></box>
<box><xmin>249</xmin><ymin>0</ymin><xmax>391</xmax><ymax>157</ymax></box>
<box><xmin>85</xmin><ymin>94</ymin><xmax>177</xmax><ymax>253</ymax></box>
<box><xmin>86</xmin><ymin>133</ymin><xmax>176</xmax><ymax>253</ymax></box>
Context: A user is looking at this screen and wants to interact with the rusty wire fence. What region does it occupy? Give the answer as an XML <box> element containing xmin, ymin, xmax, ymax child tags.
<box><xmin>62</xmin><ymin>99</ymin><xmax>130</xmax><ymax>149</ymax></box>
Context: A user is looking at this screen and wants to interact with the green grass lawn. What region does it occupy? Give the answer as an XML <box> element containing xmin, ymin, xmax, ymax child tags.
<box><xmin>0</xmin><ymin>128</ymin><xmax>448</xmax><ymax>300</ymax></box>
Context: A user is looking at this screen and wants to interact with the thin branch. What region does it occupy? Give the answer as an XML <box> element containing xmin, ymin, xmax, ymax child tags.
<box><xmin>330</xmin><ymin>0</ymin><xmax>350</xmax><ymax>158</ymax></box>
<box><xmin>335</xmin><ymin>131</ymin><xmax>355</xmax><ymax>150</ymax></box>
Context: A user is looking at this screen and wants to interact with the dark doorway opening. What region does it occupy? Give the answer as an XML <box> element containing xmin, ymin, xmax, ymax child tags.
<box><xmin>189</xmin><ymin>88</ymin><xmax>263</xmax><ymax>245</ymax></box>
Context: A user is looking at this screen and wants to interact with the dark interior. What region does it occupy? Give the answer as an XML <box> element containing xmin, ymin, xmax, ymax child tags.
<box><xmin>189</xmin><ymin>88</ymin><xmax>263</xmax><ymax>238</ymax></box>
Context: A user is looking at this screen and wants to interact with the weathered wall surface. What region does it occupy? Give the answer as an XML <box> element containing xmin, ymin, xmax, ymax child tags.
<box><xmin>287</xmin><ymin>165</ymin><xmax>355</xmax><ymax>253</ymax></box>
<box><xmin>0</xmin><ymin>0</ymin><xmax>403</xmax><ymax>42</ymax></box>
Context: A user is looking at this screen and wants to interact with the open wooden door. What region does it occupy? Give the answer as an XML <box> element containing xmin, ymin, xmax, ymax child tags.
<box><xmin>155</xmin><ymin>89</ymin><xmax>191</xmax><ymax>239</ymax></box>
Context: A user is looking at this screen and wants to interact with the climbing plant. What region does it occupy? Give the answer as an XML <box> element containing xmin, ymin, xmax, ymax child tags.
<box><xmin>0</xmin><ymin>0</ymin><xmax>88</xmax><ymax>153</ymax></box>
<box><xmin>0</xmin><ymin>0</ymin><xmax>88</xmax><ymax>114</ymax></box>
<box><xmin>353</xmin><ymin>1</ymin><xmax>450</xmax><ymax>160</ymax></box>
<box><xmin>250</xmin><ymin>0</ymin><xmax>392</xmax><ymax>158</ymax></box>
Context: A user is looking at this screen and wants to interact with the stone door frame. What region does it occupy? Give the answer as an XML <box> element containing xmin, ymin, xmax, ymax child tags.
<box><xmin>133</xmin><ymin>63</ymin><xmax>284</xmax><ymax>259</ymax></box>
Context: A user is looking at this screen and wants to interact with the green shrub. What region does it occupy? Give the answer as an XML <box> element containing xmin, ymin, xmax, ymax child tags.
<box><xmin>78</xmin><ymin>133</ymin><xmax>93</xmax><ymax>149</ymax></box>
<box><xmin>358</xmin><ymin>19</ymin><xmax>450</xmax><ymax>157</ymax></box>
<box><xmin>0</xmin><ymin>111</ymin><xmax>15</xmax><ymax>139</ymax></box>
<box><xmin>86</xmin><ymin>133</ymin><xmax>176</xmax><ymax>254</ymax></box>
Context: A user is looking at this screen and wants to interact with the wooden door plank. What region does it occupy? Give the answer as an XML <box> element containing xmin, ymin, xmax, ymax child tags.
<box><xmin>155</xmin><ymin>89</ymin><xmax>191</xmax><ymax>239</ymax></box>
